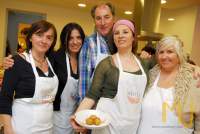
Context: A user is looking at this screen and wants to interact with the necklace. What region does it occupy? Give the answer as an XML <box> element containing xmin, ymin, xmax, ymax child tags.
<box><xmin>33</xmin><ymin>56</ymin><xmax>46</xmax><ymax>68</ymax></box>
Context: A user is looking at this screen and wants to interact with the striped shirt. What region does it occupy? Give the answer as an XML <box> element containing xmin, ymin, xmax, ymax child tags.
<box><xmin>78</xmin><ymin>33</ymin><xmax>111</xmax><ymax>100</ymax></box>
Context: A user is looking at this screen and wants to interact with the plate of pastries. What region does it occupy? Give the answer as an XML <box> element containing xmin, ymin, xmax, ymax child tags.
<box><xmin>75</xmin><ymin>110</ymin><xmax>111</xmax><ymax>129</ymax></box>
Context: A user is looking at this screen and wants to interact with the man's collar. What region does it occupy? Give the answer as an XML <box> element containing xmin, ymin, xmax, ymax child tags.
<box><xmin>97</xmin><ymin>30</ymin><xmax>113</xmax><ymax>40</ymax></box>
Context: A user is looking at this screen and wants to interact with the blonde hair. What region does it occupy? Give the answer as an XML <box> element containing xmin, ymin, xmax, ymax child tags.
<box><xmin>156</xmin><ymin>36</ymin><xmax>186</xmax><ymax>64</ymax></box>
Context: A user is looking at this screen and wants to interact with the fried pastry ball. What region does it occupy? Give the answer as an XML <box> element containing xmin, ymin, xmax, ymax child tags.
<box><xmin>86</xmin><ymin>118</ymin><xmax>93</xmax><ymax>125</ymax></box>
<box><xmin>94</xmin><ymin>117</ymin><xmax>101</xmax><ymax>125</ymax></box>
<box><xmin>85</xmin><ymin>115</ymin><xmax>102</xmax><ymax>125</ymax></box>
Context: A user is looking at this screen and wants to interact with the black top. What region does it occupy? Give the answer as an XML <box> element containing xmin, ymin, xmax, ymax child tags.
<box><xmin>0</xmin><ymin>55</ymin><xmax>54</xmax><ymax>115</ymax></box>
<box><xmin>0</xmin><ymin>49</ymin><xmax>79</xmax><ymax>114</ymax></box>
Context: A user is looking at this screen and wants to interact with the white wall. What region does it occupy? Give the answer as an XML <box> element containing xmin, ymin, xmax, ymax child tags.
<box><xmin>0</xmin><ymin>0</ymin><xmax>199</xmax><ymax>61</ymax></box>
<box><xmin>159</xmin><ymin>6</ymin><xmax>198</xmax><ymax>54</ymax></box>
<box><xmin>0</xmin><ymin>0</ymin><xmax>94</xmax><ymax>57</ymax></box>
<box><xmin>191</xmin><ymin>7</ymin><xmax>200</xmax><ymax>66</ymax></box>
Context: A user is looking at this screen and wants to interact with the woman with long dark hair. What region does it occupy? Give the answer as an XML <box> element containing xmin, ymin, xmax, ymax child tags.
<box><xmin>52</xmin><ymin>22</ymin><xmax>85</xmax><ymax>134</ymax></box>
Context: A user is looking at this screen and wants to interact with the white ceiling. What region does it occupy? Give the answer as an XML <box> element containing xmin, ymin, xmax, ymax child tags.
<box><xmin>161</xmin><ymin>0</ymin><xmax>200</xmax><ymax>9</ymax></box>
<box><xmin>26</xmin><ymin>0</ymin><xmax>200</xmax><ymax>19</ymax></box>
<box><xmin>27</xmin><ymin>0</ymin><xmax>200</xmax><ymax>12</ymax></box>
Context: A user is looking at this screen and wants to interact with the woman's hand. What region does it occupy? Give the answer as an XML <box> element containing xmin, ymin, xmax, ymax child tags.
<box><xmin>70</xmin><ymin>115</ymin><xmax>87</xmax><ymax>134</ymax></box>
<box><xmin>3</xmin><ymin>55</ymin><xmax>14</xmax><ymax>69</ymax></box>
<box><xmin>0</xmin><ymin>115</ymin><xmax>15</xmax><ymax>134</ymax></box>
<box><xmin>193</xmin><ymin>70</ymin><xmax>200</xmax><ymax>88</ymax></box>
<box><xmin>4</xmin><ymin>128</ymin><xmax>15</xmax><ymax>134</ymax></box>
<box><xmin>4</xmin><ymin>126</ymin><xmax>15</xmax><ymax>134</ymax></box>
<box><xmin>69</xmin><ymin>97</ymin><xmax>95</xmax><ymax>133</ymax></box>
<box><xmin>180</xmin><ymin>112</ymin><xmax>194</xmax><ymax>129</ymax></box>
<box><xmin>188</xmin><ymin>63</ymin><xmax>200</xmax><ymax>88</ymax></box>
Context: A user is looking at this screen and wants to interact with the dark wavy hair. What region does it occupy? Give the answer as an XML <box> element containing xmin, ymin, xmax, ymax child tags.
<box><xmin>59</xmin><ymin>22</ymin><xmax>85</xmax><ymax>55</ymax></box>
<box><xmin>26</xmin><ymin>20</ymin><xmax>57</xmax><ymax>56</ymax></box>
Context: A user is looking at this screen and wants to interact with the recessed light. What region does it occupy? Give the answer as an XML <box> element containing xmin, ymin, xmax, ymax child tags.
<box><xmin>168</xmin><ymin>18</ymin><xmax>175</xmax><ymax>21</ymax></box>
<box><xmin>124</xmin><ymin>11</ymin><xmax>132</xmax><ymax>15</ymax></box>
<box><xmin>161</xmin><ymin>0</ymin><xmax>167</xmax><ymax>4</ymax></box>
<box><xmin>78</xmin><ymin>3</ymin><xmax>86</xmax><ymax>7</ymax></box>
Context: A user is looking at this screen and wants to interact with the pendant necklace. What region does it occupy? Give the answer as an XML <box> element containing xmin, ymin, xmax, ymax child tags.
<box><xmin>33</xmin><ymin>56</ymin><xmax>46</xmax><ymax>68</ymax></box>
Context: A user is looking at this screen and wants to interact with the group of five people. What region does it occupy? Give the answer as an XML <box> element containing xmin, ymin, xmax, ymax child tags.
<box><xmin>0</xmin><ymin>2</ymin><xmax>200</xmax><ymax>134</ymax></box>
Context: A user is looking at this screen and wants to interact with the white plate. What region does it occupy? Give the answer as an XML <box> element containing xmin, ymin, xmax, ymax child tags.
<box><xmin>75</xmin><ymin>109</ymin><xmax>111</xmax><ymax>130</ymax></box>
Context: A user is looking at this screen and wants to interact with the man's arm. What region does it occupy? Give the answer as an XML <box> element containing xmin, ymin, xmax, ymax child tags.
<box><xmin>3</xmin><ymin>55</ymin><xmax>14</xmax><ymax>69</ymax></box>
<box><xmin>189</xmin><ymin>63</ymin><xmax>200</xmax><ymax>88</ymax></box>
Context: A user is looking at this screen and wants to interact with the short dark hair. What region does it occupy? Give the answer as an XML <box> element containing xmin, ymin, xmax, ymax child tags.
<box><xmin>26</xmin><ymin>20</ymin><xmax>57</xmax><ymax>56</ymax></box>
<box><xmin>142</xmin><ymin>46</ymin><xmax>156</xmax><ymax>55</ymax></box>
<box><xmin>59</xmin><ymin>22</ymin><xmax>85</xmax><ymax>54</ymax></box>
<box><xmin>91</xmin><ymin>2</ymin><xmax>115</xmax><ymax>19</ymax></box>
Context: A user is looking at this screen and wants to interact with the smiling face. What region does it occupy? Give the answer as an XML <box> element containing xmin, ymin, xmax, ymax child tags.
<box><xmin>94</xmin><ymin>5</ymin><xmax>114</xmax><ymax>36</ymax></box>
<box><xmin>113</xmin><ymin>25</ymin><xmax>134</xmax><ymax>51</ymax></box>
<box><xmin>31</xmin><ymin>28</ymin><xmax>54</xmax><ymax>54</ymax></box>
<box><xmin>68</xmin><ymin>29</ymin><xmax>83</xmax><ymax>55</ymax></box>
<box><xmin>157</xmin><ymin>45</ymin><xmax>180</xmax><ymax>72</ymax></box>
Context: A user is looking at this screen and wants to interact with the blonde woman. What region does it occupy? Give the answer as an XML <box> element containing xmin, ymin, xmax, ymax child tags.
<box><xmin>138</xmin><ymin>36</ymin><xmax>200</xmax><ymax>134</ymax></box>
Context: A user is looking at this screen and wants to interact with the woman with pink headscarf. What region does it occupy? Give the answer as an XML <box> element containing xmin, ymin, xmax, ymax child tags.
<box><xmin>70</xmin><ymin>19</ymin><xmax>149</xmax><ymax>134</ymax></box>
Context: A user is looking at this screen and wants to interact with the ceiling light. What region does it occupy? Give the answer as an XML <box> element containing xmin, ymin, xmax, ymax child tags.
<box><xmin>168</xmin><ymin>18</ymin><xmax>175</xmax><ymax>21</ymax></box>
<box><xmin>78</xmin><ymin>3</ymin><xmax>86</xmax><ymax>7</ymax></box>
<box><xmin>124</xmin><ymin>11</ymin><xmax>132</xmax><ymax>15</ymax></box>
<box><xmin>161</xmin><ymin>0</ymin><xmax>167</xmax><ymax>4</ymax></box>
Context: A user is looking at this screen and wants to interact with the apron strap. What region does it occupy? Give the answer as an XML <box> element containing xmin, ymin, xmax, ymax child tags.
<box><xmin>46</xmin><ymin>57</ymin><xmax>56</xmax><ymax>76</ymax></box>
<box><xmin>29</xmin><ymin>50</ymin><xmax>56</xmax><ymax>77</ymax></box>
<box><xmin>97</xmin><ymin>32</ymin><xmax>101</xmax><ymax>56</ymax></box>
<box><xmin>116</xmin><ymin>53</ymin><xmax>147</xmax><ymax>78</ymax></box>
<box><xmin>133</xmin><ymin>55</ymin><xmax>146</xmax><ymax>75</ymax></box>
<box><xmin>116</xmin><ymin>53</ymin><xmax>123</xmax><ymax>72</ymax></box>
<box><xmin>22</xmin><ymin>52</ymin><xmax>30</xmax><ymax>62</ymax></box>
<box><xmin>29</xmin><ymin>50</ymin><xmax>39</xmax><ymax>77</ymax></box>
<box><xmin>65</xmin><ymin>53</ymin><xmax>71</xmax><ymax>78</ymax></box>
<box><xmin>96</xmin><ymin>32</ymin><xmax>109</xmax><ymax>56</ymax></box>
<box><xmin>153</xmin><ymin>72</ymin><xmax>161</xmax><ymax>88</ymax></box>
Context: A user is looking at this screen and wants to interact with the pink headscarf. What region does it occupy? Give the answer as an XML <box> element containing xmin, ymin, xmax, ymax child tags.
<box><xmin>112</xmin><ymin>19</ymin><xmax>135</xmax><ymax>33</ymax></box>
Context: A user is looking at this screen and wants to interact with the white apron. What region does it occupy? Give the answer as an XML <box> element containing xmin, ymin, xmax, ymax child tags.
<box><xmin>11</xmin><ymin>51</ymin><xmax>58</xmax><ymax>134</ymax></box>
<box><xmin>90</xmin><ymin>33</ymin><xmax>109</xmax><ymax>80</ymax></box>
<box><xmin>53</xmin><ymin>54</ymin><xmax>79</xmax><ymax>134</ymax></box>
<box><xmin>92</xmin><ymin>53</ymin><xmax>147</xmax><ymax>134</ymax></box>
<box><xmin>138</xmin><ymin>73</ymin><xmax>193</xmax><ymax>134</ymax></box>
